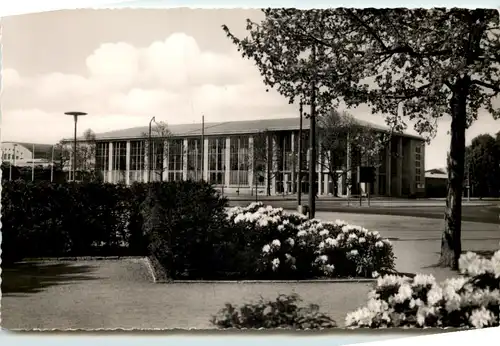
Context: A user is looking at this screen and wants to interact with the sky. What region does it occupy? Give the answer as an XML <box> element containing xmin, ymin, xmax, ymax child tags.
<box><xmin>2</xmin><ymin>8</ymin><xmax>500</xmax><ymax>170</ymax></box>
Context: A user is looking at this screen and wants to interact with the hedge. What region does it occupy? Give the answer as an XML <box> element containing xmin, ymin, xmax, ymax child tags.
<box><xmin>0</xmin><ymin>180</ymin><xmax>227</xmax><ymax>267</ymax></box>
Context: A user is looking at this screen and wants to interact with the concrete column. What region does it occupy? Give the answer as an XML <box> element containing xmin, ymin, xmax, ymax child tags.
<box><xmin>248</xmin><ymin>136</ymin><xmax>254</xmax><ymax>190</ymax></box>
<box><xmin>125</xmin><ymin>141</ymin><xmax>131</xmax><ymax>185</ymax></box>
<box><xmin>346</xmin><ymin>139</ymin><xmax>351</xmax><ymax>198</ymax></box>
<box><xmin>163</xmin><ymin>140</ymin><xmax>168</xmax><ymax>181</ymax></box>
<box><xmin>203</xmin><ymin>138</ymin><xmax>209</xmax><ymax>181</ymax></box>
<box><xmin>398</xmin><ymin>136</ymin><xmax>403</xmax><ymax>197</ymax></box>
<box><xmin>225</xmin><ymin>137</ymin><xmax>230</xmax><ymax>187</ymax></box>
<box><xmin>182</xmin><ymin>139</ymin><xmax>188</xmax><ymax>181</ymax></box>
<box><xmin>143</xmin><ymin>141</ymin><xmax>149</xmax><ymax>183</ymax></box>
<box><xmin>290</xmin><ymin>132</ymin><xmax>295</xmax><ymax>194</ymax></box>
<box><xmin>271</xmin><ymin>134</ymin><xmax>277</xmax><ymax>195</ymax></box>
<box><xmin>107</xmin><ymin>142</ymin><xmax>113</xmax><ymax>183</ymax></box>
<box><xmin>386</xmin><ymin>141</ymin><xmax>392</xmax><ymax>196</ymax></box>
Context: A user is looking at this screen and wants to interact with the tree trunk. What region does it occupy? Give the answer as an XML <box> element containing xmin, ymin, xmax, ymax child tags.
<box><xmin>440</xmin><ymin>81</ymin><xmax>469</xmax><ymax>270</ymax></box>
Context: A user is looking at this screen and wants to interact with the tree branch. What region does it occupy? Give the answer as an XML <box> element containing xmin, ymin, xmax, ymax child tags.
<box><xmin>471</xmin><ymin>79</ymin><xmax>500</xmax><ymax>93</ymax></box>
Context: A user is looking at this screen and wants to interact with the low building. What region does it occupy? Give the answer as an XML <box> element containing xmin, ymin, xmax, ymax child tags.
<box><xmin>63</xmin><ymin>117</ymin><xmax>426</xmax><ymax>197</ymax></box>
<box><xmin>425</xmin><ymin>168</ymin><xmax>448</xmax><ymax>197</ymax></box>
<box><xmin>1</xmin><ymin>142</ymin><xmax>54</xmax><ymax>167</ymax></box>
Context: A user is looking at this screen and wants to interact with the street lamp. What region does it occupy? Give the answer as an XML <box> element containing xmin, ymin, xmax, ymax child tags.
<box><xmin>65</xmin><ymin>111</ymin><xmax>87</xmax><ymax>182</ymax></box>
<box><xmin>148</xmin><ymin>116</ymin><xmax>156</xmax><ymax>183</ymax></box>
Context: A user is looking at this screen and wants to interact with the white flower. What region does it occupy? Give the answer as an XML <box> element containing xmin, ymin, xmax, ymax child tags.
<box><xmin>317</xmin><ymin>255</ymin><xmax>328</xmax><ymax>264</ymax></box>
<box><xmin>469</xmin><ymin>307</ymin><xmax>494</xmax><ymax>328</ymax></box>
<box><xmin>297</xmin><ymin>230</ymin><xmax>307</xmax><ymax>237</ymax></box>
<box><xmin>350</xmin><ymin>249</ymin><xmax>359</xmax><ymax>256</ymax></box>
<box><xmin>393</xmin><ymin>283</ymin><xmax>413</xmax><ymax>303</ymax></box>
<box><xmin>271</xmin><ymin>239</ymin><xmax>281</xmax><ymax>248</ymax></box>
<box><xmin>277</xmin><ymin>224</ymin><xmax>285</xmax><ymax>231</ymax></box>
<box><xmin>375</xmin><ymin>241</ymin><xmax>384</xmax><ymax>248</ymax></box>
<box><xmin>359</xmin><ymin>237</ymin><xmax>366</xmax><ymax>243</ymax></box>
<box><xmin>372</xmin><ymin>271</ymin><xmax>380</xmax><ymax>278</ymax></box>
<box><xmin>262</xmin><ymin>244</ymin><xmax>271</xmax><ymax>253</ymax></box>
<box><xmin>286</xmin><ymin>238</ymin><xmax>295</xmax><ymax>247</ymax></box>
<box><xmin>427</xmin><ymin>286</ymin><xmax>443</xmax><ymax>306</ymax></box>
<box><xmin>412</xmin><ymin>274</ymin><xmax>436</xmax><ymax>287</ymax></box>
<box><xmin>348</xmin><ymin>233</ymin><xmax>358</xmax><ymax>240</ymax></box>
<box><xmin>325</xmin><ymin>237</ymin><xmax>338</xmax><ymax>247</ymax></box>
<box><xmin>285</xmin><ymin>253</ymin><xmax>295</xmax><ymax>264</ymax></box>
<box><xmin>377</xmin><ymin>275</ymin><xmax>410</xmax><ymax>288</ymax></box>
<box><xmin>319</xmin><ymin>241</ymin><xmax>325</xmax><ymax>249</ymax></box>
<box><xmin>319</xmin><ymin>229</ymin><xmax>329</xmax><ymax>236</ymax></box>
<box><xmin>271</xmin><ymin>258</ymin><xmax>280</xmax><ymax>271</ymax></box>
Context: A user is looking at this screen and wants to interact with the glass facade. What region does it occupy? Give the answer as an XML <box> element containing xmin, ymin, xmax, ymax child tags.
<box><xmin>229</xmin><ymin>136</ymin><xmax>249</xmax><ymax>186</ymax></box>
<box><xmin>111</xmin><ymin>141</ymin><xmax>127</xmax><ymax>184</ymax></box>
<box><xmin>95</xmin><ymin>142</ymin><xmax>109</xmax><ymax>182</ymax></box>
<box><xmin>129</xmin><ymin>140</ymin><xmax>145</xmax><ymax>183</ymax></box>
<box><xmin>208</xmin><ymin>138</ymin><xmax>226</xmax><ymax>185</ymax></box>
<box><xmin>168</xmin><ymin>139</ymin><xmax>184</xmax><ymax>182</ymax></box>
<box><xmin>187</xmin><ymin>138</ymin><xmax>202</xmax><ymax>181</ymax></box>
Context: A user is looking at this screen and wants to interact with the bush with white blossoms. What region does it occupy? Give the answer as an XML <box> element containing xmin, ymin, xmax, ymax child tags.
<box><xmin>346</xmin><ymin>249</ymin><xmax>500</xmax><ymax>329</ymax></box>
<box><xmin>226</xmin><ymin>203</ymin><xmax>395</xmax><ymax>279</ymax></box>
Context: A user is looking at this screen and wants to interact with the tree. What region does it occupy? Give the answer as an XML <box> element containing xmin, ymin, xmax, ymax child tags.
<box><xmin>141</xmin><ymin>121</ymin><xmax>172</xmax><ymax>182</ymax></box>
<box><xmin>317</xmin><ymin>110</ymin><xmax>389</xmax><ymax>197</ymax></box>
<box><xmin>465</xmin><ymin>134</ymin><xmax>500</xmax><ymax>198</ymax></box>
<box><xmin>223</xmin><ymin>8</ymin><xmax>500</xmax><ymax>270</ymax></box>
<box><xmin>247</xmin><ymin>130</ymin><xmax>290</xmax><ymax>197</ymax></box>
<box><xmin>55</xmin><ymin>128</ymin><xmax>97</xmax><ymax>180</ymax></box>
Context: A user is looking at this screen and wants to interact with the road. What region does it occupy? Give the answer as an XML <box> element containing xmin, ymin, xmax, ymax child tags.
<box><xmin>227</xmin><ymin>197</ymin><xmax>500</xmax><ymax>224</ymax></box>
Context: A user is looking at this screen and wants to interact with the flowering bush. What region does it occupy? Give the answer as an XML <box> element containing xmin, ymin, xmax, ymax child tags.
<box><xmin>346</xmin><ymin>249</ymin><xmax>500</xmax><ymax>329</ymax></box>
<box><xmin>211</xmin><ymin>293</ymin><xmax>336</xmax><ymax>329</ymax></box>
<box><xmin>226</xmin><ymin>202</ymin><xmax>395</xmax><ymax>279</ymax></box>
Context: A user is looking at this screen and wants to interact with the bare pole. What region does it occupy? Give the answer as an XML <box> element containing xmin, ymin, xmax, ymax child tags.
<box><xmin>148</xmin><ymin>116</ymin><xmax>156</xmax><ymax>183</ymax></box>
<box><xmin>297</xmin><ymin>102</ymin><xmax>303</xmax><ymax>208</ymax></box>
<box><xmin>201</xmin><ymin>115</ymin><xmax>205</xmax><ymax>181</ymax></box>
<box><xmin>308</xmin><ymin>45</ymin><xmax>317</xmax><ymax>219</ymax></box>
<box><xmin>32</xmin><ymin>144</ymin><xmax>35</xmax><ymax>182</ymax></box>
<box><xmin>51</xmin><ymin>145</ymin><xmax>55</xmax><ymax>182</ymax></box>
<box><xmin>65</xmin><ymin>111</ymin><xmax>87</xmax><ymax>182</ymax></box>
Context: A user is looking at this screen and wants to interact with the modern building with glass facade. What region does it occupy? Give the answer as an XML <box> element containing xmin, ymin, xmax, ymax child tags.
<box><xmin>68</xmin><ymin>117</ymin><xmax>426</xmax><ymax>197</ymax></box>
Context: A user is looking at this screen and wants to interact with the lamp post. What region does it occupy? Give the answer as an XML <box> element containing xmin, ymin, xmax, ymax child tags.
<box><xmin>50</xmin><ymin>145</ymin><xmax>55</xmax><ymax>182</ymax></box>
<box><xmin>148</xmin><ymin>116</ymin><xmax>156</xmax><ymax>183</ymax></box>
<box><xmin>65</xmin><ymin>111</ymin><xmax>87</xmax><ymax>182</ymax></box>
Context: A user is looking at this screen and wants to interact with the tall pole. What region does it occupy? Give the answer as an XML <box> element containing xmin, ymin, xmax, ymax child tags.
<box><xmin>148</xmin><ymin>116</ymin><xmax>156</xmax><ymax>183</ymax></box>
<box><xmin>308</xmin><ymin>45</ymin><xmax>317</xmax><ymax>219</ymax></box>
<box><xmin>50</xmin><ymin>145</ymin><xmax>55</xmax><ymax>182</ymax></box>
<box><xmin>32</xmin><ymin>144</ymin><xmax>35</xmax><ymax>182</ymax></box>
<box><xmin>65</xmin><ymin>112</ymin><xmax>87</xmax><ymax>182</ymax></box>
<box><xmin>297</xmin><ymin>102</ymin><xmax>303</xmax><ymax>208</ymax></box>
<box><xmin>201</xmin><ymin>115</ymin><xmax>205</xmax><ymax>181</ymax></box>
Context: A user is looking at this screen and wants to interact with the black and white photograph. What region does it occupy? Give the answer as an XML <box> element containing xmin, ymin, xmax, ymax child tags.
<box><xmin>1</xmin><ymin>7</ymin><xmax>499</xmax><ymax>331</ymax></box>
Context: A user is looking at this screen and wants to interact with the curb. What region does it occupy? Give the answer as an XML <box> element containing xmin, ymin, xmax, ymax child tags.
<box><xmin>155</xmin><ymin>278</ymin><xmax>377</xmax><ymax>284</ymax></box>
<box><xmin>20</xmin><ymin>256</ymin><xmax>146</xmax><ymax>262</ymax></box>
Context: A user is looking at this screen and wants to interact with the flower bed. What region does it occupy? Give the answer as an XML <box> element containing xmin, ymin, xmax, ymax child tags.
<box><xmin>346</xmin><ymin>248</ymin><xmax>500</xmax><ymax>329</ymax></box>
<box><xmin>225</xmin><ymin>202</ymin><xmax>395</xmax><ymax>279</ymax></box>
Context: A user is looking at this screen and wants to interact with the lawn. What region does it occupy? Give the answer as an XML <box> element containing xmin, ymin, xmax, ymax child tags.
<box><xmin>1</xmin><ymin>259</ymin><xmax>372</xmax><ymax>330</ymax></box>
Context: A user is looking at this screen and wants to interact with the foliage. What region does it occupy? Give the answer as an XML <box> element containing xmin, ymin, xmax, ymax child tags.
<box><xmin>226</xmin><ymin>202</ymin><xmax>395</xmax><ymax>279</ymax></box>
<box><xmin>211</xmin><ymin>293</ymin><xmax>337</xmax><ymax>329</ymax></box>
<box><xmin>465</xmin><ymin>132</ymin><xmax>500</xmax><ymax>197</ymax></box>
<box><xmin>223</xmin><ymin>8</ymin><xmax>500</xmax><ymax>269</ymax></box>
<box><xmin>55</xmin><ymin>128</ymin><xmax>97</xmax><ymax>174</ymax></box>
<box><xmin>141</xmin><ymin>180</ymin><xmax>230</xmax><ymax>279</ymax></box>
<box><xmin>346</xmin><ymin>248</ymin><xmax>500</xmax><ymax>329</ymax></box>
<box><xmin>141</xmin><ymin>120</ymin><xmax>173</xmax><ymax>181</ymax></box>
<box><xmin>318</xmin><ymin>110</ymin><xmax>390</xmax><ymax>196</ymax></box>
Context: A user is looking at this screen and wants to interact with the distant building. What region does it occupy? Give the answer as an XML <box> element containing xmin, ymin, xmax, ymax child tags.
<box><xmin>62</xmin><ymin>117</ymin><xmax>427</xmax><ymax>197</ymax></box>
<box><xmin>425</xmin><ymin>168</ymin><xmax>448</xmax><ymax>197</ymax></box>
<box><xmin>1</xmin><ymin>142</ymin><xmax>55</xmax><ymax>168</ymax></box>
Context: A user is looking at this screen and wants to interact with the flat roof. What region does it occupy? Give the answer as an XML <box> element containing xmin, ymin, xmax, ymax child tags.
<box><xmin>67</xmin><ymin>117</ymin><xmax>425</xmax><ymax>142</ymax></box>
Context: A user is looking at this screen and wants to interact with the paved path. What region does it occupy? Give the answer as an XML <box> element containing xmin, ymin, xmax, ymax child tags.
<box><xmin>1</xmin><ymin>259</ymin><xmax>370</xmax><ymax>330</ymax></box>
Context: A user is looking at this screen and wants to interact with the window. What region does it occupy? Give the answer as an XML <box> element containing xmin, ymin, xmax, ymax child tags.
<box><xmin>168</xmin><ymin>139</ymin><xmax>184</xmax><ymax>181</ymax></box>
<box><xmin>150</xmin><ymin>140</ymin><xmax>164</xmax><ymax>182</ymax></box>
<box><xmin>229</xmin><ymin>136</ymin><xmax>249</xmax><ymax>185</ymax></box>
<box><xmin>95</xmin><ymin>142</ymin><xmax>109</xmax><ymax>181</ymax></box>
<box><xmin>129</xmin><ymin>141</ymin><xmax>145</xmax><ymax>183</ymax></box>
<box><xmin>415</xmin><ymin>142</ymin><xmax>423</xmax><ymax>183</ymax></box>
<box><xmin>208</xmin><ymin>138</ymin><xmax>226</xmax><ymax>185</ymax></box>
<box><xmin>187</xmin><ymin>138</ymin><xmax>202</xmax><ymax>181</ymax></box>
<box><xmin>112</xmin><ymin>141</ymin><xmax>127</xmax><ymax>183</ymax></box>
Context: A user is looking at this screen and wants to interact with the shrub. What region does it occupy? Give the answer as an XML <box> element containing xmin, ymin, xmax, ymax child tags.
<box><xmin>211</xmin><ymin>293</ymin><xmax>337</xmax><ymax>329</ymax></box>
<box><xmin>226</xmin><ymin>203</ymin><xmax>395</xmax><ymax>279</ymax></box>
<box><xmin>345</xmin><ymin>249</ymin><xmax>500</xmax><ymax>329</ymax></box>
<box><xmin>141</xmin><ymin>180</ymin><xmax>229</xmax><ymax>279</ymax></box>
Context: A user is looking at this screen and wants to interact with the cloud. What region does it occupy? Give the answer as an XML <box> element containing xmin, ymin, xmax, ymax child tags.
<box><xmin>2</xmin><ymin>32</ymin><xmax>499</xmax><ymax>171</ymax></box>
